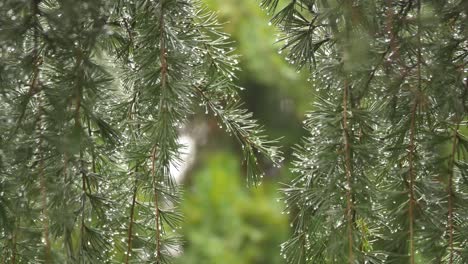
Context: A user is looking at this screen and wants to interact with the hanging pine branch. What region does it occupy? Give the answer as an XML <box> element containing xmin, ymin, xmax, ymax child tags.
<box><xmin>263</xmin><ymin>0</ymin><xmax>467</xmax><ymax>263</ymax></box>
<box><xmin>0</xmin><ymin>0</ymin><xmax>282</xmax><ymax>263</ymax></box>
<box><xmin>264</xmin><ymin>1</ymin><xmax>383</xmax><ymax>262</ymax></box>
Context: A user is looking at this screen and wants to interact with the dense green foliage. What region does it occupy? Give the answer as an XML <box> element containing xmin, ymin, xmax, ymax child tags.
<box><xmin>0</xmin><ymin>0</ymin><xmax>281</xmax><ymax>263</ymax></box>
<box><xmin>262</xmin><ymin>0</ymin><xmax>468</xmax><ymax>263</ymax></box>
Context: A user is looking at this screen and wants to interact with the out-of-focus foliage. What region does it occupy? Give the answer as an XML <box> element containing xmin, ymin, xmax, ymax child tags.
<box><xmin>203</xmin><ymin>0</ymin><xmax>308</xmax><ymax>99</ymax></box>
<box><xmin>203</xmin><ymin>0</ymin><xmax>310</xmax><ymax>147</ymax></box>
<box><xmin>177</xmin><ymin>152</ymin><xmax>288</xmax><ymax>264</ymax></box>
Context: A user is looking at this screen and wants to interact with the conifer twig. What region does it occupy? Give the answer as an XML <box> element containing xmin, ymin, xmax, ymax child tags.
<box><xmin>447</xmin><ymin>122</ymin><xmax>459</xmax><ymax>264</ymax></box>
<box><xmin>73</xmin><ymin>50</ymin><xmax>87</xmax><ymax>257</ymax></box>
<box><xmin>125</xmin><ymin>94</ymin><xmax>140</xmax><ymax>263</ymax></box>
<box><xmin>125</xmin><ymin>174</ymin><xmax>138</xmax><ymax>264</ymax></box>
<box><xmin>37</xmin><ymin>87</ymin><xmax>51</xmax><ymax>263</ymax></box>
<box><xmin>151</xmin><ymin>146</ymin><xmax>161</xmax><ymax>260</ymax></box>
<box><xmin>446</xmin><ymin>78</ymin><xmax>467</xmax><ymax>263</ymax></box>
<box><xmin>87</xmin><ymin>119</ymin><xmax>96</xmax><ymax>174</ymax></box>
<box><xmin>407</xmin><ymin>3</ymin><xmax>422</xmax><ymax>263</ymax></box>
<box><xmin>342</xmin><ymin>81</ymin><xmax>354</xmax><ymax>264</ymax></box>
<box><xmin>31</xmin><ymin>0</ymin><xmax>51</xmax><ymax>259</ymax></box>
<box><xmin>11</xmin><ymin>216</ymin><xmax>18</xmax><ymax>263</ymax></box>
<box><xmin>151</xmin><ymin>0</ymin><xmax>167</xmax><ymax>259</ymax></box>
<box><xmin>408</xmin><ymin>102</ymin><xmax>417</xmax><ymax>264</ymax></box>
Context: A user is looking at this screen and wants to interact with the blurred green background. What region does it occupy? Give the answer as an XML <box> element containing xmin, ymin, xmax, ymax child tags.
<box><xmin>176</xmin><ymin>0</ymin><xmax>311</xmax><ymax>263</ymax></box>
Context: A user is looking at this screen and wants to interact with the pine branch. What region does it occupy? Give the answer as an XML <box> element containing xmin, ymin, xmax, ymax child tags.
<box><xmin>447</xmin><ymin>122</ymin><xmax>460</xmax><ymax>264</ymax></box>
<box><xmin>123</xmin><ymin>26</ymin><xmax>141</xmax><ymax>261</ymax></box>
<box><xmin>30</xmin><ymin>0</ymin><xmax>51</xmax><ymax>259</ymax></box>
<box><xmin>62</xmin><ymin>153</ymin><xmax>74</xmax><ymax>262</ymax></box>
<box><xmin>11</xmin><ymin>216</ymin><xmax>18</xmax><ymax>264</ymax></box>
<box><xmin>87</xmin><ymin>119</ymin><xmax>97</xmax><ymax>174</ymax></box>
<box><xmin>265</xmin><ymin>1</ymin><xmax>385</xmax><ymax>262</ymax></box>
<box><xmin>36</xmin><ymin>73</ymin><xmax>51</xmax><ymax>264</ymax></box>
<box><xmin>79</xmin><ymin>151</ymin><xmax>87</xmax><ymax>256</ymax></box>
<box><xmin>153</xmin><ymin>1</ymin><xmax>166</xmax><ymax>260</ymax></box>
<box><xmin>125</xmin><ymin>176</ymin><xmax>138</xmax><ymax>264</ymax></box>
<box><xmin>73</xmin><ymin>49</ymin><xmax>88</xmax><ymax>261</ymax></box>
<box><xmin>446</xmin><ymin>77</ymin><xmax>467</xmax><ymax>263</ymax></box>
<box><xmin>342</xmin><ymin>81</ymin><xmax>354</xmax><ymax>264</ymax></box>
<box><xmin>158</xmin><ymin>0</ymin><xmax>168</xmax><ymax>93</ymax></box>
<box><xmin>194</xmin><ymin>84</ymin><xmax>283</xmax><ymax>185</ymax></box>
<box><xmin>407</xmin><ymin>101</ymin><xmax>417</xmax><ymax>264</ymax></box>
<box><xmin>124</xmin><ymin>81</ymin><xmax>140</xmax><ymax>264</ymax></box>
<box><xmin>407</xmin><ymin>3</ymin><xmax>421</xmax><ymax>263</ymax></box>
<box><xmin>151</xmin><ymin>146</ymin><xmax>162</xmax><ymax>261</ymax></box>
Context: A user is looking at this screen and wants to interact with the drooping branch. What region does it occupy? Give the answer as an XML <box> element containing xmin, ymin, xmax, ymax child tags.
<box><xmin>407</xmin><ymin>102</ymin><xmax>417</xmax><ymax>264</ymax></box>
<box><xmin>159</xmin><ymin>1</ymin><xmax>168</xmax><ymax>92</ymax></box>
<box><xmin>87</xmin><ymin>119</ymin><xmax>96</xmax><ymax>174</ymax></box>
<box><xmin>152</xmin><ymin>1</ymin><xmax>167</xmax><ymax>259</ymax></box>
<box><xmin>342</xmin><ymin>81</ymin><xmax>354</xmax><ymax>264</ymax></box>
<box><xmin>31</xmin><ymin>0</ymin><xmax>51</xmax><ymax>260</ymax></box>
<box><xmin>11</xmin><ymin>216</ymin><xmax>18</xmax><ymax>263</ymax></box>
<box><xmin>124</xmin><ymin>173</ymin><xmax>138</xmax><ymax>264</ymax></box>
<box><xmin>446</xmin><ymin>76</ymin><xmax>467</xmax><ymax>263</ymax></box>
<box><xmin>193</xmin><ymin>84</ymin><xmax>282</xmax><ymax>185</ymax></box>
<box><xmin>125</xmin><ymin>81</ymin><xmax>140</xmax><ymax>264</ymax></box>
<box><xmin>447</xmin><ymin>122</ymin><xmax>460</xmax><ymax>264</ymax></box>
<box><xmin>407</xmin><ymin>2</ymin><xmax>422</xmax><ymax>263</ymax></box>
<box><xmin>37</xmin><ymin>88</ymin><xmax>51</xmax><ymax>263</ymax></box>
<box><xmin>73</xmin><ymin>50</ymin><xmax>88</xmax><ymax>257</ymax></box>
<box><xmin>151</xmin><ymin>146</ymin><xmax>161</xmax><ymax>260</ymax></box>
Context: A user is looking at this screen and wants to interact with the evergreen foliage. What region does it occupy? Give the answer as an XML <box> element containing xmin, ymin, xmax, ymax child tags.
<box><xmin>0</xmin><ymin>0</ymin><xmax>281</xmax><ymax>263</ymax></box>
<box><xmin>261</xmin><ymin>0</ymin><xmax>467</xmax><ymax>263</ymax></box>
